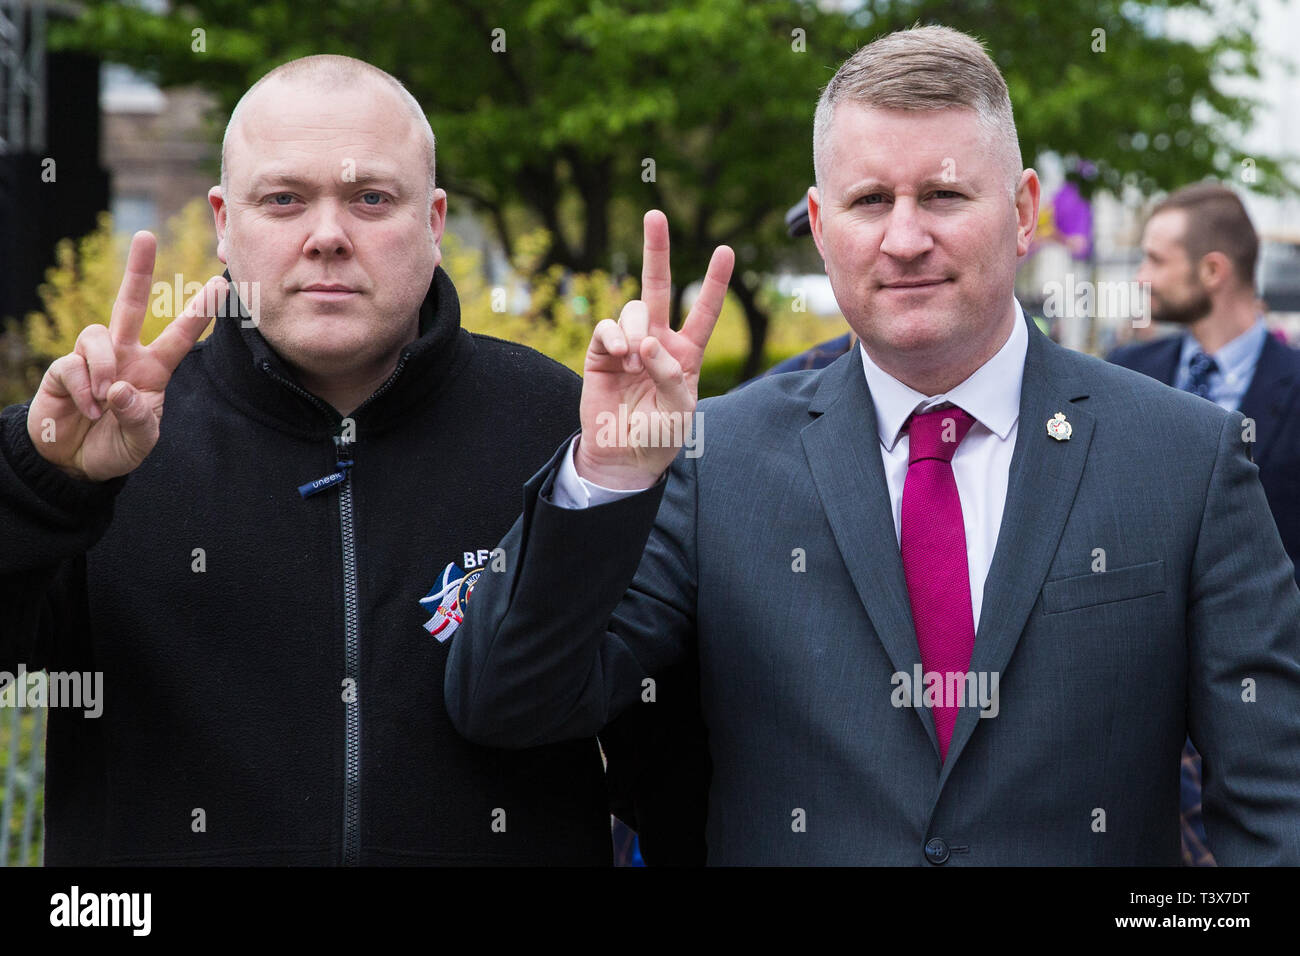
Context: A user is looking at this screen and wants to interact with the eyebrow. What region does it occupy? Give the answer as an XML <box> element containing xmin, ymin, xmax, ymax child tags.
<box><xmin>244</xmin><ymin>172</ymin><xmax>406</xmax><ymax>195</ymax></box>
<box><xmin>843</xmin><ymin>177</ymin><xmax>977</xmax><ymax>196</ymax></box>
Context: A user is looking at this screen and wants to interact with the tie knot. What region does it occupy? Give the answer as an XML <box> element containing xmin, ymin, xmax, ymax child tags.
<box><xmin>1188</xmin><ymin>351</ymin><xmax>1218</xmax><ymax>378</ymax></box>
<box><xmin>906</xmin><ymin>405</ymin><xmax>976</xmax><ymax>465</ymax></box>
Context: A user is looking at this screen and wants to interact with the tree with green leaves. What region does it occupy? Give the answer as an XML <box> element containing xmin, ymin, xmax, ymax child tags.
<box><xmin>56</xmin><ymin>0</ymin><xmax>1292</xmax><ymax>379</ymax></box>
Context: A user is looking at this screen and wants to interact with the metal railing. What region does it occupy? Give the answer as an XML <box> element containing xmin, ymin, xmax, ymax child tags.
<box><xmin>1</xmin><ymin>676</ymin><xmax>45</xmax><ymax>866</ymax></box>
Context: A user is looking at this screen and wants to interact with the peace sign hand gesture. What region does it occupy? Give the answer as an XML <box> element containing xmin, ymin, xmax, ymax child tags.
<box><xmin>575</xmin><ymin>210</ymin><xmax>734</xmax><ymax>489</ymax></box>
<box><xmin>26</xmin><ymin>231</ymin><xmax>229</xmax><ymax>482</ymax></box>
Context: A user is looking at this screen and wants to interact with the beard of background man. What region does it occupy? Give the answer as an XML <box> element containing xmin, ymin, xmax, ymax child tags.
<box><xmin>1151</xmin><ymin>278</ymin><xmax>1213</xmax><ymax>326</ymax></box>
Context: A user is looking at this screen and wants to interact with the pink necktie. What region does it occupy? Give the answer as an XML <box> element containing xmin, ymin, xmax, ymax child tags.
<box><xmin>900</xmin><ymin>405</ymin><xmax>976</xmax><ymax>762</ymax></box>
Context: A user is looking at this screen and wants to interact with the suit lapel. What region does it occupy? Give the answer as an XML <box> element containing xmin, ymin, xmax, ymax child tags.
<box><xmin>800</xmin><ymin>351</ymin><xmax>940</xmax><ymax>753</ymax></box>
<box><xmin>1113</xmin><ymin>334</ymin><xmax>1181</xmax><ymax>384</ymax></box>
<box><xmin>1239</xmin><ymin>334</ymin><xmax>1299</xmax><ymax>469</ymax></box>
<box><xmin>938</xmin><ymin>317</ymin><xmax>1096</xmax><ymax>785</ymax></box>
<box><xmin>1152</xmin><ymin>335</ymin><xmax>1182</xmax><ymax>385</ymax></box>
<box><xmin>800</xmin><ymin>318</ymin><xmax>1100</xmax><ymax>768</ymax></box>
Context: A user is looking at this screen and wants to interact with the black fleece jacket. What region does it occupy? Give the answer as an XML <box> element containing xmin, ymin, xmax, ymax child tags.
<box><xmin>0</xmin><ymin>266</ymin><xmax>624</xmax><ymax>865</ymax></box>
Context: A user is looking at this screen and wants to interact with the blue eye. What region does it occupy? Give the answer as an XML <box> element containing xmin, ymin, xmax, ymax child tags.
<box><xmin>361</xmin><ymin>192</ymin><xmax>385</xmax><ymax>205</ymax></box>
<box><xmin>270</xmin><ymin>194</ymin><xmax>295</xmax><ymax>205</ymax></box>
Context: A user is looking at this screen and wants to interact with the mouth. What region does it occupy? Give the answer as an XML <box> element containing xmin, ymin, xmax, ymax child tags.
<box><xmin>880</xmin><ymin>278</ymin><xmax>951</xmax><ymax>291</ymax></box>
<box><xmin>299</xmin><ymin>284</ymin><xmax>360</xmax><ymax>301</ymax></box>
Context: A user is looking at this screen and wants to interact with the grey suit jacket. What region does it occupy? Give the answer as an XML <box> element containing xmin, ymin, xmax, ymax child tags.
<box><xmin>446</xmin><ymin>311</ymin><xmax>1300</xmax><ymax>865</ymax></box>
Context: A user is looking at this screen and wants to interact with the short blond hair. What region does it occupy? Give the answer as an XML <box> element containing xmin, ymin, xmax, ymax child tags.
<box><xmin>221</xmin><ymin>54</ymin><xmax>436</xmax><ymax>200</ymax></box>
<box><xmin>813</xmin><ymin>25</ymin><xmax>1022</xmax><ymax>196</ymax></box>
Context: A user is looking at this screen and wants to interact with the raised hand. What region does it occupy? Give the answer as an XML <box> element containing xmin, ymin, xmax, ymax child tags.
<box><xmin>26</xmin><ymin>231</ymin><xmax>229</xmax><ymax>482</ymax></box>
<box><xmin>575</xmin><ymin>210</ymin><xmax>734</xmax><ymax>488</ymax></box>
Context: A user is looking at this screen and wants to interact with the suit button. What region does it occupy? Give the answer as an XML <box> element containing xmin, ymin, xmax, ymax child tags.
<box><xmin>924</xmin><ymin>838</ymin><xmax>950</xmax><ymax>865</ymax></box>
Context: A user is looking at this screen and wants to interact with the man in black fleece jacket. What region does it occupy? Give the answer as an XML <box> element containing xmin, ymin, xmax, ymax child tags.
<box><xmin>0</xmin><ymin>54</ymin><xmax>707</xmax><ymax>865</ymax></box>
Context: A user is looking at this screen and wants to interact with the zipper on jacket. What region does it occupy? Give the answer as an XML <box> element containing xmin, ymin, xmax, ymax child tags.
<box><xmin>336</xmin><ymin>431</ymin><xmax>362</xmax><ymax>866</ymax></box>
<box><xmin>259</xmin><ymin>355</ymin><xmax>411</xmax><ymax>866</ymax></box>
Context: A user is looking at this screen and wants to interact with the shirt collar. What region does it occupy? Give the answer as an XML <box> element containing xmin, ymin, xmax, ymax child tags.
<box><xmin>860</xmin><ymin>299</ymin><xmax>1029</xmax><ymax>452</ymax></box>
<box><xmin>1177</xmin><ymin>317</ymin><xmax>1268</xmax><ymax>380</ymax></box>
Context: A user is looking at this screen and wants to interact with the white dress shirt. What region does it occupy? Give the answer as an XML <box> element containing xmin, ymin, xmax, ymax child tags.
<box><xmin>552</xmin><ymin>301</ymin><xmax>1030</xmax><ymax>631</ymax></box>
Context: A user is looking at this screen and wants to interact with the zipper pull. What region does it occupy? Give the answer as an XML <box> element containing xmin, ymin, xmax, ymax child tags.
<box><xmin>298</xmin><ymin>435</ymin><xmax>355</xmax><ymax>499</ymax></box>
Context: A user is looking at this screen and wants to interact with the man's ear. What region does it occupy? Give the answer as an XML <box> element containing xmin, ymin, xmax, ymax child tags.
<box><xmin>1198</xmin><ymin>251</ymin><xmax>1233</xmax><ymax>292</ymax></box>
<box><xmin>1015</xmin><ymin>168</ymin><xmax>1041</xmax><ymax>258</ymax></box>
<box><xmin>208</xmin><ymin>186</ymin><xmax>229</xmax><ymax>265</ymax></box>
<box><xmin>808</xmin><ymin>186</ymin><xmax>826</xmax><ymax>267</ymax></box>
<box><xmin>429</xmin><ymin>187</ymin><xmax>448</xmax><ymax>269</ymax></box>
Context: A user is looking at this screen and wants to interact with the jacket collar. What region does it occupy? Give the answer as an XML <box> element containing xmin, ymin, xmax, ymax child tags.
<box><xmin>1132</xmin><ymin>334</ymin><xmax>1183</xmax><ymax>384</ymax></box>
<box><xmin>200</xmin><ymin>265</ymin><xmax>474</xmax><ymax>441</ymax></box>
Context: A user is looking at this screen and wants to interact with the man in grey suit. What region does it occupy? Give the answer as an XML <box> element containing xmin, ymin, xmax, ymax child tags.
<box><xmin>445</xmin><ymin>26</ymin><xmax>1300</xmax><ymax>864</ymax></box>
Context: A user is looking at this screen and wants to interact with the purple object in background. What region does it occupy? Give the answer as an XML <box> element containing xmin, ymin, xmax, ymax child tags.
<box><xmin>1053</xmin><ymin>180</ymin><xmax>1093</xmax><ymax>260</ymax></box>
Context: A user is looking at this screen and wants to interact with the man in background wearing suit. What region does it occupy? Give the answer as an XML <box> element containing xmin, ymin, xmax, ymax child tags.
<box><xmin>1109</xmin><ymin>184</ymin><xmax>1300</xmax><ymax>865</ymax></box>
<box><xmin>446</xmin><ymin>25</ymin><xmax>1300</xmax><ymax>864</ymax></box>
<box><xmin>1111</xmin><ymin>184</ymin><xmax>1300</xmax><ymax>578</ymax></box>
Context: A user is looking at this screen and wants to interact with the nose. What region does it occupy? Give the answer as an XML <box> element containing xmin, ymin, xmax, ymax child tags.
<box><xmin>303</xmin><ymin>201</ymin><xmax>354</xmax><ymax>259</ymax></box>
<box><xmin>878</xmin><ymin>197</ymin><xmax>934</xmax><ymax>261</ymax></box>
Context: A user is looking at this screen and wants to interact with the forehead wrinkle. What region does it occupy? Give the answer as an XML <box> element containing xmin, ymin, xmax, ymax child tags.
<box><xmin>223</xmin><ymin>72</ymin><xmax>433</xmax><ymax>192</ymax></box>
<box><xmin>823</xmin><ymin>108</ymin><xmax>1004</xmax><ymax>185</ymax></box>
<box><xmin>229</xmin><ymin>127</ymin><xmax>417</xmax><ymax>188</ymax></box>
<box><xmin>246</xmin><ymin>128</ymin><xmax>420</xmax><ymax>170</ymax></box>
<box><xmin>842</xmin><ymin>174</ymin><xmax>982</xmax><ymax>192</ymax></box>
<box><xmin>241</xmin><ymin>117</ymin><xmax>410</xmax><ymax>151</ymax></box>
<box><xmin>246</xmin><ymin>169</ymin><xmax>404</xmax><ymax>189</ymax></box>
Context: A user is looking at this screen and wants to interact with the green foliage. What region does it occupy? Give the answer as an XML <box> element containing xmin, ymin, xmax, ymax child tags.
<box><xmin>51</xmin><ymin>0</ymin><xmax>1290</xmax><ymax>376</ymax></box>
<box><xmin>0</xmin><ymin>322</ymin><xmax>41</xmax><ymax>408</ymax></box>
<box><xmin>4</xmin><ymin>202</ymin><xmax>226</xmax><ymax>406</ymax></box>
<box><xmin>24</xmin><ymin>202</ymin><xmax>225</xmax><ymax>361</ymax></box>
<box><xmin>450</xmin><ymin>230</ymin><xmax>637</xmax><ymax>373</ymax></box>
<box><xmin>875</xmin><ymin>0</ymin><xmax>1289</xmax><ymax>198</ymax></box>
<box><xmin>54</xmin><ymin>1</ymin><xmax>1293</xmax><ymax>219</ymax></box>
<box><xmin>453</xmin><ymin>227</ymin><xmax>843</xmax><ymax>387</ymax></box>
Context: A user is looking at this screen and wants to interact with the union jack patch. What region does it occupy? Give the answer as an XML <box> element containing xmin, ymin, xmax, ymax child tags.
<box><xmin>418</xmin><ymin>561</ymin><xmax>483</xmax><ymax>642</ymax></box>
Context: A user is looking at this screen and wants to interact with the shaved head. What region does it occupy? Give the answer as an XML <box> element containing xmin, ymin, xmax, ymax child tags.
<box><xmin>221</xmin><ymin>54</ymin><xmax>436</xmax><ymax>200</ymax></box>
